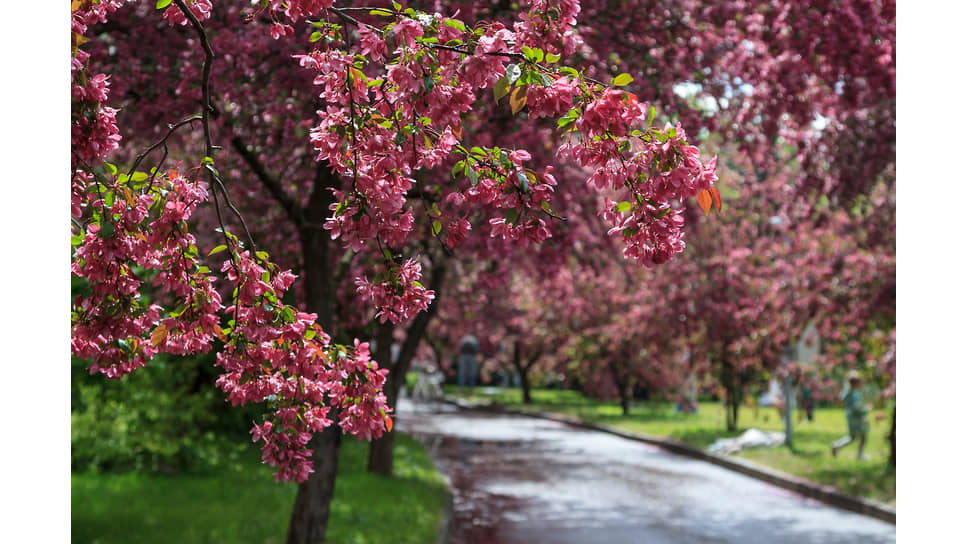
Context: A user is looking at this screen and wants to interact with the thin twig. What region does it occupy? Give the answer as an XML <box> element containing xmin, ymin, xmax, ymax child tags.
<box><xmin>126</xmin><ymin>115</ymin><xmax>203</xmax><ymax>179</ymax></box>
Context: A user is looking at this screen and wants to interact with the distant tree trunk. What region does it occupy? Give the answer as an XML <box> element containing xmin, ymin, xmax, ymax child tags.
<box><xmin>722</xmin><ymin>364</ymin><xmax>741</xmax><ymax>431</ymax></box>
<box><xmin>520</xmin><ymin>371</ymin><xmax>533</xmax><ymax>404</ymax></box>
<box><xmin>619</xmin><ymin>388</ymin><xmax>631</xmax><ymax>416</ymax></box>
<box><xmin>729</xmin><ymin>395</ymin><xmax>740</xmax><ymax>431</ymax></box>
<box><xmin>367</xmin><ymin>259</ymin><xmax>447</xmax><ymax>476</ymax></box>
<box><xmin>512</xmin><ymin>339</ymin><xmax>533</xmax><ymax>404</ymax></box>
<box><xmin>366</xmin><ymin>321</ymin><xmax>397</xmax><ymax>476</ymax></box>
<box><xmin>609</xmin><ymin>361</ymin><xmax>631</xmax><ymax>416</ymax></box>
<box><xmin>888</xmin><ymin>405</ymin><xmax>896</xmax><ymax>467</ymax></box>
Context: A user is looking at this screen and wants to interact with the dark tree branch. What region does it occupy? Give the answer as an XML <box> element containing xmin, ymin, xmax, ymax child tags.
<box><xmin>127</xmin><ymin>115</ymin><xmax>202</xmax><ymax>178</ymax></box>
<box><xmin>230</xmin><ymin>136</ymin><xmax>306</xmax><ymax>227</ymax></box>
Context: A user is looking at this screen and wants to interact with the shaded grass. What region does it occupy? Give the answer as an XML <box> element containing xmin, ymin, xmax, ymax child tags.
<box><xmin>72</xmin><ymin>434</ymin><xmax>447</xmax><ymax>544</ymax></box>
<box><xmin>446</xmin><ymin>385</ymin><xmax>895</xmax><ymax>506</ymax></box>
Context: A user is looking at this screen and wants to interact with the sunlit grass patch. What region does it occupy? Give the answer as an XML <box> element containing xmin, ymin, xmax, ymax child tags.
<box><xmin>72</xmin><ymin>434</ymin><xmax>447</xmax><ymax>544</ymax></box>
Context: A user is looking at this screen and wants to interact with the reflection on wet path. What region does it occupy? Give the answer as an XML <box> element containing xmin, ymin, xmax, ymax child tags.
<box><xmin>397</xmin><ymin>398</ymin><xmax>896</xmax><ymax>544</ymax></box>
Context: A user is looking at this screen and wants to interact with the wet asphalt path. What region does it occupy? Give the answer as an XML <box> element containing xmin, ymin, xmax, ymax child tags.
<box><xmin>396</xmin><ymin>398</ymin><xmax>896</xmax><ymax>544</ymax></box>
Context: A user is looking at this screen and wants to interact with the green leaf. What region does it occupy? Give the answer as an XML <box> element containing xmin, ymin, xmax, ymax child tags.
<box><xmin>505</xmin><ymin>209</ymin><xmax>517</xmax><ymax>224</ymax></box>
<box><xmin>452</xmin><ymin>160</ymin><xmax>466</xmax><ymax>179</ymax></box>
<box><xmin>612</xmin><ymin>73</ymin><xmax>634</xmax><ymax>86</ymax></box>
<box><xmin>443</xmin><ymin>19</ymin><xmax>467</xmax><ymax>31</ymax></box>
<box><xmin>546</xmin><ymin>53</ymin><xmax>561</xmax><ymax>63</ymax></box>
<box><xmin>99</xmin><ymin>221</ymin><xmax>116</xmax><ymax>240</ymax></box>
<box><xmin>517</xmin><ymin>171</ymin><xmax>530</xmax><ymax>193</ymax></box>
<box><xmin>310</xmin><ymin>31</ymin><xmax>323</xmax><ymax>42</ymax></box>
<box><xmin>647</xmin><ymin>105</ymin><xmax>656</xmax><ymax>127</ymax></box>
<box><xmin>521</xmin><ymin>46</ymin><xmax>543</xmax><ymax>63</ymax></box>
<box><xmin>104</xmin><ymin>162</ymin><xmax>118</xmax><ymax>176</ymax></box>
<box><xmin>255</xmin><ymin>250</ymin><xmax>269</xmax><ymax>261</ymax></box>
<box><xmin>156</xmin><ymin>0</ymin><xmax>172</xmax><ymax>9</ymax></box>
<box><xmin>208</xmin><ymin>245</ymin><xmax>227</xmax><ymax>256</ymax></box>
<box><xmin>559</xmin><ymin>66</ymin><xmax>579</xmax><ymax>79</ymax></box>
<box><xmin>392</xmin><ymin>1</ymin><xmax>402</xmax><ymax>10</ymax></box>
<box><xmin>432</xmin><ymin>221</ymin><xmax>442</xmax><ymax>236</ymax></box>
<box><xmin>130</xmin><ymin>171</ymin><xmax>148</xmax><ymax>182</ymax></box>
<box><xmin>616</xmin><ymin>201</ymin><xmax>632</xmax><ymax>213</ymax></box>
<box><xmin>369</xmin><ymin>8</ymin><xmax>394</xmax><ymax>16</ymax></box>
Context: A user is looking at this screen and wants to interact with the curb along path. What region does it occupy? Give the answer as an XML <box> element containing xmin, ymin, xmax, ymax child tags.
<box><xmin>441</xmin><ymin>397</ymin><xmax>896</xmax><ymax>526</ymax></box>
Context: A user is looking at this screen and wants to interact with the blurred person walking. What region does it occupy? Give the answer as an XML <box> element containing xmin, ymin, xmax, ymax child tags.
<box><xmin>457</xmin><ymin>335</ymin><xmax>480</xmax><ymax>392</ymax></box>
<box><xmin>831</xmin><ymin>370</ymin><xmax>870</xmax><ymax>460</ymax></box>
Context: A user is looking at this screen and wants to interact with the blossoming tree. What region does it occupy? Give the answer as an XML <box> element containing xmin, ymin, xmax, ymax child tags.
<box><xmin>72</xmin><ymin>0</ymin><xmax>893</xmax><ymax>541</ymax></box>
<box><xmin>71</xmin><ymin>0</ymin><xmax>723</xmax><ymax>541</ymax></box>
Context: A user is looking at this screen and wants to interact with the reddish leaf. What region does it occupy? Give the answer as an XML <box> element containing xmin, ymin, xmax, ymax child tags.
<box><xmin>696</xmin><ymin>189</ymin><xmax>712</xmax><ymax>215</ymax></box>
<box><xmin>151</xmin><ymin>324</ymin><xmax>169</xmax><ymax>348</ymax></box>
<box><xmin>384</xmin><ymin>414</ymin><xmax>394</xmax><ymax>432</ymax></box>
<box><xmin>710</xmin><ymin>186</ymin><xmax>722</xmax><ymax>212</ymax></box>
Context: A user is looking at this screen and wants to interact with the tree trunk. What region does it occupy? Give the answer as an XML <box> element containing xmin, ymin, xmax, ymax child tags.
<box><xmin>512</xmin><ymin>340</ymin><xmax>532</xmax><ymax>404</ymax></box>
<box><xmin>287</xmin><ymin>164</ymin><xmax>340</xmax><ymax>544</ymax></box>
<box><xmin>619</xmin><ymin>384</ymin><xmax>631</xmax><ymax>416</ymax></box>
<box><xmin>730</xmin><ymin>394</ymin><xmax>740</xmax><ymax>431</ymax></box>
<box><xmin>520</xmin><ymin>370</ymin><xmax>533</xmax><ymax>404</ymax></box>
<box><xmin>367</xmin><ymin>321</ymin><xmax>399</xmax><ymax>476</ymax></box>
<box><xmin>367</xmin><ymin>258</ymin><xmax>447</xmax><ymax>476</ymax></box>
<box><xmin>286</xmin><ymin>425</ymin><xmax>342</xmax><ymax>544</ymax></box>
<box><xmin>721</xmin><ymin>363</ymin><xmax>741</xmax><ymax>432</ymax></box>
<box><xmin>888</xmin><ymin>405</ymin><xmax>896</xmax><ymax>467</ymax></box>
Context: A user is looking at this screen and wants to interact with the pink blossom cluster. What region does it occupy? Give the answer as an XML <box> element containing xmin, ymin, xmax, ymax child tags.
<box><xmin>600</xmin><ymin>200</ymin><xmax>687</xmax><ymax>266</ymax></box>
<box><xmin>561</xmin><ymin>113</ymin><xmax>717</xmax><ymax>266</ymax></box>
<box><xmin>527</xmin><ymin>76</ymin><xmax>581</xmax><ymax>119</ymax></box>
<box><xmin>514</xmin><ymin>0</ymin><xmax>584</xmax><ymax>57</ymax></box>
<box><xmin>461</xmin><ymin>24</ymin><xmax>515</xmax><ymax>89</ymax></box>
<box><xmin>291</xmin><ymin>0</ymin><xmax>716</xmax><ymax>294</ymax></box>
<box><xmin>71</xmin><ymin>171</ymin><xmax>219</xmax><ymax>378</ymax></box>
<box><xmin>214</xmin><ymin>250</ymin><xmax>390</xmax><ymax>481</ymax></box>
<box><xmin>268</xmin><ymin>0</ymin><xmax>335</xmax><ymax>21</ymax></box>
<box><xmin>161</xmin><ymin>0</ymin><xmax>212</xmax><ymax>27</ymax></box>
<box><xmin>354</xmin><ymin>259</ymin><xmax>436</xmax><ymax>324</ymax></box>
<box><xmin>72</xmin><ymin>9</ymin><xmax>122</xmax><ymax>169</ymax></box>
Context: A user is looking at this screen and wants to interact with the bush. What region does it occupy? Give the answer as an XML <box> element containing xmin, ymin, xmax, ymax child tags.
<box><xmin>71</xmin><ymin>352</ymin><xmax>262</xmax><ymax>474</ymax></box>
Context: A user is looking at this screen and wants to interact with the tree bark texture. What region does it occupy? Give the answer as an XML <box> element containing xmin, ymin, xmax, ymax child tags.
<box><xmin>888</xmin><ymin>406</ymin><xmax>896</xmax><ymax>467</ymax></box>
<box><xmin>366</xmin><ymin>258</ymin><xmax>448</xmax><ymax>476</ymax></box>
<box><xmin>286</xmin><ymin>164</ymin><xmax>340</xmax><ymax>544</ymax></box>
<box><xmin>286</xmin><ymin>425</ymin><xmax>342</xmax><ymax>544</ymax></box>
<box><xmin>512</xmin><ymin>340</ymin><xmax>533</xmax><ymax>404</ymax></box>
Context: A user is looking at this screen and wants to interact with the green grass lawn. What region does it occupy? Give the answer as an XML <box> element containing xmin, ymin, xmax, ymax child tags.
<box><xmin>444</xmin><ymin>385</ymin><xmax>895</xmax><ymax>506</ymax></box>
<box><xmin>71</xmin><ymin>433</ymin><xmax>448</xmax><ymax>544</ymax></box>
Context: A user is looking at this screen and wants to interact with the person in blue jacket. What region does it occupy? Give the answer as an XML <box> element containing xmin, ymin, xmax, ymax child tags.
<box><xmin>831</xmin><ymin>370</ymin><xmax>870</xmax><ymax>460</ymax></box>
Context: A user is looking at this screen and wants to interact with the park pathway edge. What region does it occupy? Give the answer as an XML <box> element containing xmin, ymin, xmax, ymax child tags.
<box><xmin>441</xmin><ymin>396</ymin><xmax>896</xmax><ymax>525</ymax></box>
